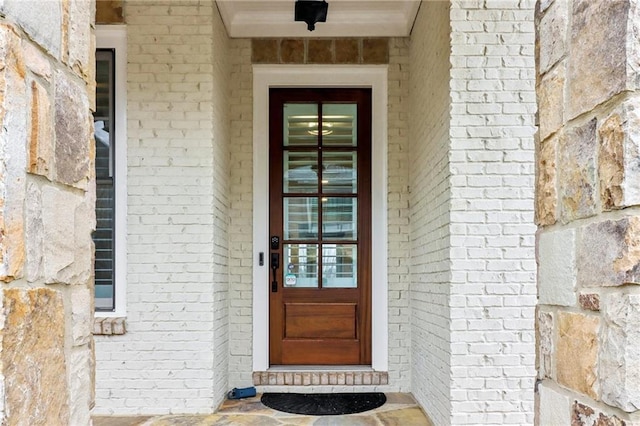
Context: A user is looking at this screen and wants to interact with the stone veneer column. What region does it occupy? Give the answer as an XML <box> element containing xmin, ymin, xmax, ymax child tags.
<box><xmin>0</xmin><ymin>1</ymin><xmax>95</xmax><ymax>425</ymax></box>
<box><xmin>536</xmin><ymin>0</ymin><xmax>640</xmax><ymax>424</ymax></box>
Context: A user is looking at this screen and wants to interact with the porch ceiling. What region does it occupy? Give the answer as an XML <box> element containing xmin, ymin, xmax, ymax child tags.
<box><xmin>216</xmin><ymin>0</ymin><xmax>421</xmax><ymax>38</ymax></box>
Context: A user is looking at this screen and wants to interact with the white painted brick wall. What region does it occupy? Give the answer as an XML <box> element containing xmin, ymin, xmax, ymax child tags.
<box><xmin>94</xmin><ymin>1</ymin><xmax>230</xmax><ymax>415</ymax></box>
<box><xmin>387</xmin><ymin>37</ymin><xmax>412</xmax><ymax>392</ymax></box>
<box><xmin>449</xmin><ymin>1</ymin><xmax>536</xmax><ymax>425</ymax></box>
<box><xmin>227</xmin><ymin>39</ymin><xmax>254</xmax><ymax>389</ymax></box>
<box><xmin>409</xmin><ymin>2</ymin><xmax>453</xmax><ymax>425</ymax></box>
<box><xmin>210</xmin><ymin>3</ymin><xmax>231</xmax><ymax>411</ymax></box>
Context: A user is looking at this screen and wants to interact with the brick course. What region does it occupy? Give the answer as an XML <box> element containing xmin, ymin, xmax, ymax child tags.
<box><xmin>251</xmin><ymin>38</ymin><xmax>389</xmax><ymax>64</ymax></box>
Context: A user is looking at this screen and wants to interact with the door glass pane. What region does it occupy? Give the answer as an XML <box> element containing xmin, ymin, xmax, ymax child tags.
<box><xmin>284</xmin><ymin>197</ymin><xmax>318</xmax><ymax>240</ymax></box>
<box><xmin>284</xmin><ymin>103</ymin><xmax>319</xmax><ymax>146</ymax></box>
<box><xmin>322</xmin><ymin>197</ymin><xmax>357</xmax><ymax>240</ymax></box>
<box><xmin>284</xmin><ymin>151</ymin><xmax>318</xmax><ymax>193</ymax></box>
<box><xmin>322</xmin><ymin>103</ymin><xmax>357</xmax><ymax>147</ymax></box>
<box><xmin>322</xmin><ymin>152</ymin><xmax>357</xmax><ymax>194</ymax></box>
<box><xmin>284</xmin><ymin>244</ymin><xmax>318</xmax><ymax>288</ymax></box>
<box><xmin>322</xmin><ymin>244</ymin><xmax>357</xmax><ymax>288</ymax></box>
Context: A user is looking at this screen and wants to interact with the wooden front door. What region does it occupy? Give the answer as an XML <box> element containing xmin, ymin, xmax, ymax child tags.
<box><xmin>269</xmin><ymin>88</ymin><xmax>372</xmax><ymax>365</ymax></box>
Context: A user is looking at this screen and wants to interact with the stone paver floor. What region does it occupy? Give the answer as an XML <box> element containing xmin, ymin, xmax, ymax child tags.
<box><xmin>92</xmin><ymin>393</ymin><xmax>433</xmax><ymax>425</ymax></box>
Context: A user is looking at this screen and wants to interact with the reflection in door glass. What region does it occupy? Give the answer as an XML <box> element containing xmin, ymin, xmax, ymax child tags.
<box><xmin>284</xmin><ymin>197</ymin><xmax>318</xmax><ymax>240</ymax></box>
<box><xmin>322</xmin><ymin>244</ymin><xmax>357</xmax><ymax>288</ymax></box>
<box><xmin>284</xmin><ymin>151</ymin><xmax>318</xmax><ymax>193</ymax></box>
<box><xmin>284</xmin><ymin>244</ymin><xmax>318</xmax><ymax>288</ymax></box>
<box><xmin>284</xmin><ymin>104</ymin><xmax>319</xmax><ymax>146</ymax></box>
<box><xmin>322</xmin><ymin>104</ymin><xmax>357</xmax><ymax>147</ymax></box>
<box><xmin>321</xmin><ymin>197</ymin><xmax>357</xmax><ymax>240</ymax></box>
<box><xmin>322</xmin><ymin>152</ymin><xmax>357</xmax><ymax>194</ymax></box>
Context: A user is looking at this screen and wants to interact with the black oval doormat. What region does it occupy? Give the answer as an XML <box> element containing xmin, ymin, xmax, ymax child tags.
<box><xmin>261</xmin><ymin>392</ymin><xmax>386</xmax><ymax>415</ymax></box>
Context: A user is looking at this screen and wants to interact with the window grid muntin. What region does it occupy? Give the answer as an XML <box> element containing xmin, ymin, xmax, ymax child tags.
<box><xmin>282</xmin><ymin>101</ymin><xmax>358</xmax><ymax>289</ymax></box>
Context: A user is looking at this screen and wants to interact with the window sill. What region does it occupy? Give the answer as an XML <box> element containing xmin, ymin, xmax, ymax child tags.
<box><xmin>93</xmin><ymin>316</ymin><xmax>127</xmax><ymax>335</ymax></box>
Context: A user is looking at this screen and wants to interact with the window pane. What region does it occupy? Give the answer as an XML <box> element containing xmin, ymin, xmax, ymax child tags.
<box><xmin>284</xmin><ymin>151</ymin><xmax>318</xmax><ymax>193</ymax></box>
<box><xmin>93</xmin><ymin>49</ymin><xmax>115</xmax><ymax>311</ymax></box>
<box><xmin>322</xmin><ymin>244</ymin><xmax>357</xmax><ymax>288</ymax></box>
<box><xmin>322</xmin><ymin>151</ymin><xmax>357</xmax><ymax>194</ymax></box>
<box><xmin>284</xmin><ymin>244</ymin><xmax>319</xmax><ymax>288</ymax></box>
<box><xmin>284</xmin><ymin>197</ymin><xmax>318</xmax><ymax>240</ymax></box>
<box><xmin>284</xmin><ymin>103</ymin><xmax>319</xmax><ymax>146</ymax></box>
<box><xmin>322</xmin><ymin>197</ymin><xmax>357</xmax><ymax>240</ymax></box>
<box><xmin>95</xmin><ymin>183</ymin><xmax>114</xmax><ymax>309</ymax></box>
<box><xmin>95</xmin><ymin>120</ymin><xmax>111</xmax><ymax>179</ymax></box>
<box><xmin>322</xmin><ymin>103</ymin><xmax>357</xmax><ymax>147</ymax></box>
<box><xmin>95</xmin><ymin>53</ymin><xmax>112</xmax><ymax>119</ymax></box>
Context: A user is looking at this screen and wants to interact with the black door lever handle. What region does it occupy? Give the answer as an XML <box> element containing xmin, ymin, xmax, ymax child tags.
<box><xmin>271</xmin><ymin>253</ymin><xmax>280</xmax><ymax>292</ymax></box>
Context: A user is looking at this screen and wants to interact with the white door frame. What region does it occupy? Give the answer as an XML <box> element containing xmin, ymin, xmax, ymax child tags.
<box><xmin>252</xmin><ymin>65</ymin><xmax>388</xmax><ymax>371</ymax></box>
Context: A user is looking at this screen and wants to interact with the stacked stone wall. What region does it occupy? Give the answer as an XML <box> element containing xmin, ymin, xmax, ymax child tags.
<box><xmin>536</xmin><ymin>0</ymin><xmax>640</xmax><ymax>424</ymax></box>
<box><xmin>0</xmin><ymin>0</ymin><xmax>95</xmax><ymax>424</ymax></box>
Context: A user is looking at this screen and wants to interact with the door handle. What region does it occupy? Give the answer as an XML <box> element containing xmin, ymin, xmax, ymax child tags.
<box><xmin>270</xmin><ymin>236</ymin><xmax>280</xmax><ymax>293</ymax></box>
<box><xmin>271</xmin><ymin>236</ymin><xmax>280</xmax><ymax>250</ymax></box>
<box><xmin>271</xmin><ymin>253</ymin><xmax>280</xmax><ymax>292</ymax></box>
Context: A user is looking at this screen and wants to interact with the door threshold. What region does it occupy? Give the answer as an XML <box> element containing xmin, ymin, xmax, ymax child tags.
<box><xmin>268</xmin><ymin>365</ymin><xmax>374</xmax><ymax>372</ymax></box>
<box><xmin>253</xmin><ymin>368</ymin><xmax>388</xmax><ymax>386</ymax></box>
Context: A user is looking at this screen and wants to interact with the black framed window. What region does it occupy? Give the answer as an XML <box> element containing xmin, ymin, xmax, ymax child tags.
<box><xmin>94</xmin><ymin>49</ymin><xmax>116</xmax><ymax>311</ymax></box>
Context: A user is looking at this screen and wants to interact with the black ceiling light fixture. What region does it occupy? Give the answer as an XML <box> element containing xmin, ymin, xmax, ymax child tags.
<box><xmin>295</xmin><ymin>0</ymin><xmax>329</xmax><ymax>31</ymax></box>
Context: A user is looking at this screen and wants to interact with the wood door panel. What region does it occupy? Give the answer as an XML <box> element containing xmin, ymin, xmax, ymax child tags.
<box><xmin>285</xmin><ymin>303</ymin><xmax>357</xmax><ymax>339</ymax></box>
<box><xmin>282</xmin><ymin>340</ymin><xmax>361</xmax><ymax>365</ymax></box>
<box><xmin>269</xmin><ymin>88</ymin><xmax>372</xmax><ymax>366</ymax></box>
